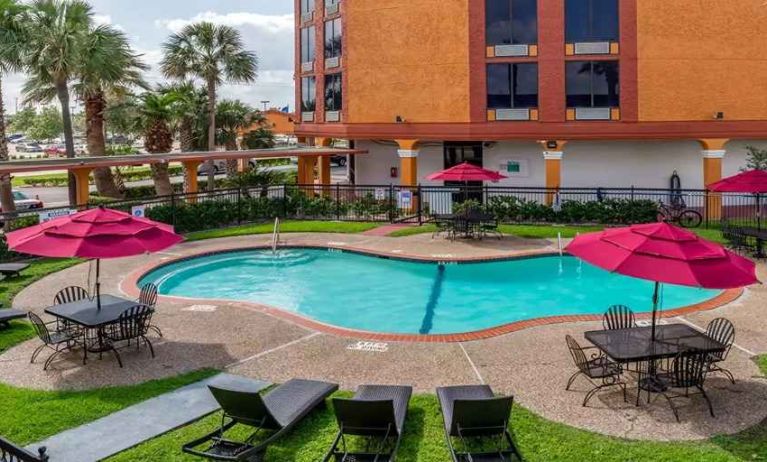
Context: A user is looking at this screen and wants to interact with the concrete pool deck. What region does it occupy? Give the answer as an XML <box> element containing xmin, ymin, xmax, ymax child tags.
<box><xmin>2</xmin><ymin>232</ymin><xmax>767</xmax><ymax>442</ymax></box>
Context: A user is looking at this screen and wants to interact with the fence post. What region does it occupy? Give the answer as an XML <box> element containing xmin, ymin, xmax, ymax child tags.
<box><xmin>389</xmin><ymin>184</ymin><xmax>395</xmax><ymax>223</ymax></box>
<box><xmin>335</xmin><ymin>183</ymin><xmax>341</xmax><ymax>221</ymax></box>
<box><xmin>170</xmin><ymin>191</ymin><xmax>177</xmax><ymax>230</ymax></box>
<box><xmin>417</xmin><ymin>184</ymin><xmax>423</xmax><ymax>225</ymax></box>
<box><xmin>630</xmin><ymin>186</ymin><xmax>635</xmax><ymax>201</ymax></box>
<box><xmin>282</xmin><ymin>184</ymin><xmax>288</xmax><ymax>218</ymax></box>
<box><xmin>236</xmin><ymin>187</ymin><xmax>242</xmax><ymax>224</ymax></box>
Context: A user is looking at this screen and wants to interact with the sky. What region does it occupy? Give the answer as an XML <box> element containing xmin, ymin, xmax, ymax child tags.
<box><xmin>3</xmin><ymin>0</ymin><xmax>295</xmax><ymax>114</ymax></box>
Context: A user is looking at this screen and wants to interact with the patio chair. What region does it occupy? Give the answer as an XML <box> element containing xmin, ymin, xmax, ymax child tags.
<box><xmin>431</xmin><ymin>216</ymin><xmax>454</xmax><ymax>240</ymax></box>
<box><xmin>0</xmin><ymin>309</ymin><xmax>26</xmax><ymax>329</ymax></box>
<box><xmin>103</xmin><ymin>304</ymin><xmax>155</xmax><ymax>368</ymax></box>
<box><xmin>705</xmin><ymin>318</ymin><xmax>736</xmax><ymax>384</ymax></box>
<box><xmin>137</xmin><ymin>282</ymin><xmax>162</xmax><ymax>337</ymax></box>
<box><xmin>53</xmin><ymin>286</ymin><xmax>89</xmax><ymax>305</ymax></box>
<box><xmin>653</xmin><ymin>351</ymin><xmax>715</xmax><ymax>422</ymax></box>
<box><xmin>602</xmin><ymin>305</ymin><xmax>636</xmax><ymax>330</ymax></box>
<box><xmin>0</xmin><ymin>436</ymin><xmax>48</xmax><ymax>462</ymax></box>
<box><xmin>183</xmin><ymin>378</ymin><xmax>339</xmax><ymax>461</ymax></box>
<box><xmin>436</xmin><ymin>385</ymin><xmax>521</xmax><ymax>462</ymax></box>
<box><xmin>28</xmin><ymin>312</ymin><xmax>81</xmax><ymax>370</ymax></box>
<box><xmin>480</xmin><ymin>217</ymin><xmax>503</xmax><ymax>240</ymax></box>
<box><xmin>565</xmin><ymin>335</ymin><xmax>626</xmax><ymax>406</ymax></box>
<box><xmin>323</xmin><ymin>384</ymin><xmax>413</xmax><ymax>462</ymax></box>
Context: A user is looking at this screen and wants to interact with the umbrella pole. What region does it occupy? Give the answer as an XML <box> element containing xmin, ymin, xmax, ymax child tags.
<box><xmin>650</xmin><ymin>281</ymin><xmax>660</xmax><ymax>342</ymax></box>
<box><xmin>758</xmin><ymin>194</ymin><xmax>761</xmax><ymax>231</ymax></box>
<box><xmin>96</xmin><ymin>259</ymin><xmax>101</xmax><ymax>311</ymax></box>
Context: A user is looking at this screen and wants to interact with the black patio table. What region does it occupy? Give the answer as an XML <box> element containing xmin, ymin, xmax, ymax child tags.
<box><xmin>434</xmin><ymin>211</ymin><xmax>496</xmax><ymax>239</ymax></box>
<box><xmin>45</xmin><ymin>294</ymin><xmax>137</xmax><ymax>355</ymax></box>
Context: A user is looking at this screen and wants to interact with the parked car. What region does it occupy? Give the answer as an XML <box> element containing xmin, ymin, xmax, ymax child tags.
<box><xmin>330</xmin><ymin>155</ymin><xmax>347</xmax><ymax>167</ymax></box>
<box><xmin>16</xmin><ymin>142</ymin><xmax>43</xmax><ymax>153</ymax></box>
<box><xmin>44</xmin><ymin>144</ymin><xmax>66</xmax><ymax>157</ymax></box>
<box><xmin>6</xmin><ymin>134</ymin><xmax>23</xmax><ymax>143</ymax></box>
<box><xmin>8</xmin><ymin>191</ymin><xmax>43</xmax><ymax>211</ymax></box>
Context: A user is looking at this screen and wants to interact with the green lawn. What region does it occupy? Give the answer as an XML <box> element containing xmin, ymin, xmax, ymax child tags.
<box><xmin>185</xmin><ymin>220</ymin><xmax>379</xmax><ymax>241</ymax></box>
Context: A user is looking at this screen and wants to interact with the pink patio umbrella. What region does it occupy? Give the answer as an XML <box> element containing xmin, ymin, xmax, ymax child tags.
<box><xmin>708</xmin><ymin>169</ymin><xmax>767</xmax><ymax>229</ymax></box>
<box><xmin>566</xmin><ymin>222</ymin><xmax>757</xmax><ymax>341</ymax></box>
<box><xmin>7</xmin><ymin>207</ymin><xmax>183</xmax><ymax>309</ymax></box>
<box><xmin>426</xmin><ymin>162</ymin><xmax>508</xmax><ymax>182</ymax></box>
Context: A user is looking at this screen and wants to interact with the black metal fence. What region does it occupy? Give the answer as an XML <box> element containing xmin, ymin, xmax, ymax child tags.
<box><xmin>1</xmin><ymin>184</ymin><xmax>764</xmax><ymax>234</ymax></box>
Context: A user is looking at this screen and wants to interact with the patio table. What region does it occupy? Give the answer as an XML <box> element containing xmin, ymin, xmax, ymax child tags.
<box><xmin>435</xmin><ymin>212</ymin><xmax>496</xmax><ymax>239</ymax></box>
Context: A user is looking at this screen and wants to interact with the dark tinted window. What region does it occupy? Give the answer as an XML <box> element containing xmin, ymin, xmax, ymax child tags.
<box><xmin>301</xmin><ymin>77</ymin><xmax>316</xmax><ymax>112</ymax></box>
<box><xmin>487</xmin><ymin>63</ymin><xmax>538</xmax><ymax>108</ymax></box>
<box><xmin>300</xmin><ymin>26</ymin><xmax>315</xmax><ymax>63</ymax></box>
<box><xmin>325</xmin><ymin>73</ymin><xmax>342</xmax><ymax>111</ymax></box>
<box><xmin>565</xmin><ymin>0</ymin><xmax>619</xmax><ymax>42</ymax></box>
<box><xmin>301</xmin><ymin>0</ymin><xmax>315</xmax><ymax>15</ymax></box>
<box><xmin>486</xmin><ymin>0</ymin><xmax>537</xmax><ymax>45</ymax></box>
<box><xmin>324</xmin><ymin>18</ymin><xmax>342</xmax><ymax>58</ymax></box>
<box><xmin>566</xmin><ymin>61</ymin><xmax>619</xmax><ymax>107</ymax></box>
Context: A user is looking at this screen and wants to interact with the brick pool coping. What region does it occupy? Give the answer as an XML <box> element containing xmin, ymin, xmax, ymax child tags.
<box><xmin>122</xmin><ymin>244</ymin><xmax>745</xmax><ymax>343</ymax></box>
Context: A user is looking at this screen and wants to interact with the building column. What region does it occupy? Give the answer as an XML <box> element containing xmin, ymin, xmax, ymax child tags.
<box><xmin>315</xmin><ymin>137</ymin><xmax>333</xmax><ymax>194</ymax></box>
<box><xmin>182</xmin><ymin>160</ymin><xmax>202</xmax><ymax>203</ymax></box>
<box><xmin>540</xmin><ymin>141</ymin><xmax>567</xmax><ymax>205</ymax></box>
<box><xmin>396</xmin><ymin>140</ymin><xmax>420</xmax><ymax>187</ymax></box>
<box><xmin>700</xmin><ymin>139</ymin><xmax>728</xmax><ymax>221</ymax></box>
<box><xmin>71</xmin><ymin>167</ymin><xmax>92</xmax><ymax>208</ymax></box>
<box><xmin>297</xmin><ymin>156</ymin><xmax>318</xmax><ymax>196</ymax></box>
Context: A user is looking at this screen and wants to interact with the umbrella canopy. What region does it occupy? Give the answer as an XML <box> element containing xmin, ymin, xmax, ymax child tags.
<box><xmin>7</xmin><ymin>207</ymin><xmax>183</xmax><ymax>259</ymax></box>
<box><xmin>566</xmin><ymin>222</ymin><xmax>757</xmax><ymax>290</ymax></box>
<box><xmin>426</xmin><ymin>162</ymin><xmax>508</xmax><ymax>182</ymax></box>
<box><xmin>708</xmin><ymin>169</ymin><xmax>767</xmax><ymax>193</ymax></box>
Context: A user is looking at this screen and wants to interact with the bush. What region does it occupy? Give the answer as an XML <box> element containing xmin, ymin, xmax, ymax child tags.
<box><xmin>484</xmin><ymin>196</ymin><xmax>657</xmax><ymax>224</ymax></box>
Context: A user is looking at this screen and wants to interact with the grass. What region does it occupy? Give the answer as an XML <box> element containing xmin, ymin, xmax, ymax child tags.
<box><xmin>0</xmin><ymin>369</ymin><xmax>218</xmax><ymax>446</ymax></box>
<box><xmin>185</xmin><ymin>220</ymin><xmax>379</xmax><ymax>241</ymax></box>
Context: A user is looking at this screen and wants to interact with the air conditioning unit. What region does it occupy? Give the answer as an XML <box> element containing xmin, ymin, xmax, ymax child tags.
<box><xmin>495</xmin><ymin>108</ymin><xmax>531</xmax><ymax>121</ymax></box>
<box><xmin>573</xmin><ymin>42</ymin><xmax>611</xmax><ymax>55</ymax></box>
<box><xmin>325</xmin><ymin>56</ymin><xmax>340</xmax><ymax>69</ymax></box>
<box><xmin>575</xmin><ymin>107</ymin><xmax>611</xmax><ymax>120</ymax></box>
<box><xmin>301</xmin><ymin>112</ymin><xmax>315</xmax><ymax>122</ymax></box>
<box><xmin>325</xmin><ymin>111</ymin><xmax>341</xmax><ymax>122</ymax></box>
<box><xmin>495</xmin><ymin>44</ymin><xmax>529</xmax><ymax>57</ymax></box>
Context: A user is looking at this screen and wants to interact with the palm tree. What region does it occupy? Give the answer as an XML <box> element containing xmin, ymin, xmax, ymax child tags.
<box><xmin>24</xmin><ymin>0</ymin><xmax>93</xmax><ymax>206</ymax></box>
<box><xmin>135</xmin><ymin>92</ymin><xmax>175</xmax><ymax>196</ymax></box>
<box><xmin>159</xmin><ymin>81</ymin><xmax>205</xmax><ymax>152</ymax></box>
<box><xmin>24</xmin><ymin>24</ymin><xmax>148</xmax><ymax>198</ymax></box>
<box><xmin>215</xmin><ymin>99</ymin><xmax>258</xmax><ymax>177</ymax></box>
<box><xmin>161</xmin><ymin>22</ymin><xmax>258</xmax><ymax>191</ymax></box>
<box><xmin>0</xmin><ymin>0</ymin><xmax>27</xmax><ymax>219</ymax></box>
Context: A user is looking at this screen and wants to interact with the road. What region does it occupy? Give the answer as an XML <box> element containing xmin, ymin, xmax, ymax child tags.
<box><xmin>19</xmin><ymin>165</ymin><xmax>350</xmax><ymax>208</ymax></box>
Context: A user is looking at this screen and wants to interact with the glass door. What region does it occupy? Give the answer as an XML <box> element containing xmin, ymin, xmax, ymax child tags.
<box><xmin>443</xmin><ymin>142</ymin><xmax>484</xmax><ymax>203</ymax></box>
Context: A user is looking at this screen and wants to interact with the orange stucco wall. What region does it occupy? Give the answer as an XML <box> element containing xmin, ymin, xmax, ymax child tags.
<box><xmin>345</xmin><ymin>0</ymin><xmax>471</xmax><ymax>124</ymax></box>
<box><xmin>637</xmin><ymin>0</ymin><xmax>767</xmax><ymax>122</ymax></box>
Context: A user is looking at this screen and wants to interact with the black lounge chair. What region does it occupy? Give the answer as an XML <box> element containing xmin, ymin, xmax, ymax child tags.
<box><xmin>183</xmin><ymin>378</ymin><xmax>339</xmax><ymax>461</ymax></box>
<box><xmin>0</xmin><ymin>309</ymin><xmax>26</xmax><ymax>329</ymax></box>
<box><xmin>0</xmin><ymin>263</ymin><xmax>29</xmax><ymax>278</ymax></box>
<box><xmin>324</xmin><ymin>384</ymin><xmax>412</xmax><ymax>462</ymax></box>
<box><xmin>0</xmin><ymin>435</ymin><xmax>48</xmax><ymax>462</ymax></box>
<box><xmin>436</xmin><ymin>385</ymin><xmax>522</xmax><ymax>462</ymax></box>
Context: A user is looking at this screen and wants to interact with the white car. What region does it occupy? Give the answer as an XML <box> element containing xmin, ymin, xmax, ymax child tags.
<box><xmin>6</xmin><ymin>191</ymin><xmax>44</xmax><ymax>212</ymax></box>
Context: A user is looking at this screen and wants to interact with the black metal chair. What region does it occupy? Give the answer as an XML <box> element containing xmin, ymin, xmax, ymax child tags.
<box><xmin>705</xmin><ymin>318</ymin><xmax>736</xmax><ymax>384</ymax></box>
<box><xmin>103</xmin><ymin>305</ymin><xmax>155</xmax><ymax>368</ymax></box>
<box><xmin>138</xmin><ymin>283</ymin><xmax>162</xmax><ymax>337</ymax></box>
<box><xmin>565</xmin><ymin>335</ymin><xmax>626</xmax><ymax>406</ymax></box>
<box><xmin>436</xmin><ymin>385</ymin><xmax>521</xmax><ymax>462</ymax></box>
<box><xmin>602</xmin><ymin>305</ymin><xmax>636</xmax><ymax>330</ymax></box>
<box><xmin>324</xmin><ymin>385</ymin><xmax>412</xmax><ymax>462</ymax></box>
<box><xmin>0</xmin><ymin>436</ymin><xmax>48</xmax><ymax>462</ymax></box>
<box><xmin>654</xmin><ymin>351</ymin><xmax>715</xmax><ymax>422</ymax></box>
<box><xmin>28</xmin><ymin>312</ymin><xmax>80</xmax><ymax>370</ymax></box>
<box><xmin>53</xmin><ymin>286</ymin><xmax>89</xmax><ymax>305</ymax></box>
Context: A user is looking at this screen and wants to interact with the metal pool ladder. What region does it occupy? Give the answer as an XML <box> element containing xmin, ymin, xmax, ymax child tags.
<box><xmin>272</xmin><ymin>217</ymin><xmax>281</xmax><ymax>254</ymax></box>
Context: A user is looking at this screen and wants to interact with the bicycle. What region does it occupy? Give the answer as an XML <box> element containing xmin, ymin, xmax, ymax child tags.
<box><xmin>657</xmin><ymin>201</ymin><xmax>703</xmax><ymax>228</ymax></box>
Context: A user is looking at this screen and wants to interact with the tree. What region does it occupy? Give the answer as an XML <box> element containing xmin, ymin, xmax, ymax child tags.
<box><xmin>24</xmin><ymin>0</ymin><xmax>93</xmax><ymax>206</ymax></box>
<box><xmin>744</xmin><ymin>146</ymin><xmax>767</xmax><ymax>171</ymax></box>
<box><xmin>135</xmin><ymin>91</ymin><xmax>175</xmax><ymax>196</ymax></box>
<box><xmin>161</xmin><ymin>22</ymin><xmax>258</xmax><ymax>191</ymax></box>
<box><xmin>215</xmin><ymin>99</ymin><xmax>258</xmax><ymax>177</ymax></box>
<box><xmin>8</xmin><ymin>107</ymin><xmax>36</xmax><ymax>133</ymax></box>
<box><xmin>242</xmin><ymin>126</ymin><xmax>275</xmax><ymax>150</ymax></box>
<box><xmin>105</xmin><ymin>94</ymin><xmax>141</xmax><ymax>140</ymax></box>
<box><xmin>159</xmin><ymin>81</ymin><xmax>206</xmax><ymax>152</ymax></box>
<box><xmin>0</xmin><ymin>0</ymin><xmax>28</xmax><ymax>218</ymax></box>
<box><xmin>27</xmin><ymin>106</ymin><xmax>63</xmax><ymax>141</ymax></box>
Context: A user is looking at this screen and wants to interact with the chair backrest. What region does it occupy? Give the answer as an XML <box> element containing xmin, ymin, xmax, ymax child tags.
<box><xmin>207</xmin><ymin>385</ymin><xmax>281</xmax><ymax>430</ymax></box>
<box><xmin>139</xmin><ymin>283</ymin><xmax>158</xmax><ymax>308</ymax></box>
<box><xmin>565</xmin><ymin>335</ymin><xmax>589</xmax><ymax>374</ymax></box>
<box><xmin>27</xmin><ymin>312</ymin><xmax>52</xmax><ymax>345</ymax></box>
<box><xmin>333</xmin><ymin>399</ymin><xmax>398</xmax><ymax>437</ymax></box>
<box><xmin>602</xmin><ymin>305</ymin><xmax>636</xmax><ymax>330</ymax></box>
<box><xmin>449</xmin><ymin>396</ymin><xmax>513</xmax><ymax>437</ymax></box>
<box><xmin>0</xmin><ymin>436</ymin><xmax>48</xmax><ymax>462</ymax></box>
<box><xmin>706</xmin><ymin>318</ymin><xmax>735</xmax><ymax>362</ymax></box>
<box><xmin>54</xmin><ymin>286</ymin><xmax>89</xmax><ymax>306</ymax></box>
<box><xmin>670</xmin><ymin>351</ymin><xmax>709</xmax><ymax>389</ymax></box>
<box><xmin>114</xmin><ymin>305</ymin><xmax>153</xmax><ymax>341</ymax></box>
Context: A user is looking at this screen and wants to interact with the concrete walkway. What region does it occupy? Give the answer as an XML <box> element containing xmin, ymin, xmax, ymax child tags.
<box><xmin>28</xmin><ymin>373</ymin><xmax>270</xmax><ymax>462</ymax></box>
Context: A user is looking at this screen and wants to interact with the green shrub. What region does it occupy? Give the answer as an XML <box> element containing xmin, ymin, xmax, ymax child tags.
<box><xmin>484</xmin><ymin>196</ymin><xmax>657</xmax><ymax>224</ymax></box>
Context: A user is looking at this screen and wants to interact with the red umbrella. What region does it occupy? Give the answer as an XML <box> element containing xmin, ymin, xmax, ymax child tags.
<box><xmin>566</xmin><ymin>222</ymin><xmax>757</xmax><ymax>340</ymax></box>
<box><xmin>708</xmin><ymin>170</ymin><xmax>767</xmax><ymax>229</ymax></box>
<box><xmin>426</xmin><ymin>162</ymin><xmax>508</xmax><ymax>182</ymax></box>
<box><xmin>7</xmin><ymin>207</ymin><xmax>183</xmax><ymax>309</ymax></box>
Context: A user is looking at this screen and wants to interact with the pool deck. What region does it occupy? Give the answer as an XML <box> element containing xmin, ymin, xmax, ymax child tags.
<box><xmin>3</xmin><ymin>232</ymin><xmax>767</xmax><ymax>442</ymax></box>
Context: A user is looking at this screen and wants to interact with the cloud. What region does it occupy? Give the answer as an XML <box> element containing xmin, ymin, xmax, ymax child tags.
<box><xmin>92</xmin><ymin>14</ymin><xmax>125</xmax><ymax>31</ymax></box>
<box><xmin>156</xmin><ymin>12</ymin><xmax>294</xmax><ymax>35</ymax></box>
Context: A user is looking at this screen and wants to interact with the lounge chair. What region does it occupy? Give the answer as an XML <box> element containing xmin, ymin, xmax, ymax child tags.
<box><xmin>324</xmin><ymin>384</ymin><xmax>412</xmax><ymax>461</ymax></box>
<box><xmin>436</xmin><ymin>385</ymin><xmax>522</xmax><ymax>462</ymax></box>
<box><xmin>0</xmin><ymin>435</ymin><xmax>48</xmax><ymax>462</ymax></box>
<box><xmin>0</xmin><ymin>263</ymin><xmax>29</xmax><ymax>278</ymax></box>
<box><xmin>0</xmin><ymin>309</ymin><xmax>26</xmax><ymax>329</ymax></box>
<box><xmin>183</xmin><ymin>378</ymin><xmax>339</xmax><ymax>461</ymax></box>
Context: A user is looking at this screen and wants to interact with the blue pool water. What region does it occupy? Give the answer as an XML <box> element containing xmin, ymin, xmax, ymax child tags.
<box><xmin>139</xmin><ymin>249</ymin><xmax>721</xmax><ymax>335</ymax></box>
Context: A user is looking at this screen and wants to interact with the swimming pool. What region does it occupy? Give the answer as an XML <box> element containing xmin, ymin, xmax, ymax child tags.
<box><xmin>139</xmin><ymin>248</ymin><xmax>722</xmax><ymax>335</ymax></box>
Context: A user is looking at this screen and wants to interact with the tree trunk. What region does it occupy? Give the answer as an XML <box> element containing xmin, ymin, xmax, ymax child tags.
<box><xmin>0</xmin><ymin>76</ymin><xmax>16</xmax><ymax>231</ymax></box>
<box><xmin>206</xmin><ymin>78</ymin><xmax>216</xmax><ymax>192</ymax></box>
<box><xmin>56</xmin><ymin>78</ymin><xmax>77</xmax><ymax>206</ymax></box>
<box><xmin>225</xmin><ymin>138</ymin><xmax>238</xmax><ymax>178</ymax></box>
<box><xmin>86</xmin><ymin>91</ymin><xmax>122</xmax><ymax>198</ymax></box>
<box><xmin>150</xmin><ymin>164</ymin><xmax>174</xmax><ymax>197</ymax></box>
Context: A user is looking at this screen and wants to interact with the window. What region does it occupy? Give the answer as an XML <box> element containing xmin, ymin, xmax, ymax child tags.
<box><xmin>300</xmin><ymin>0</ymin><xmax>315</xmax><ymax>16</ymax></box>
<box><xmin>301</xmin><ymin>77</ymin><xmax>316</xmax><ymax>112</ymax></box>
<box><xmin>565</xmin><ymin>0</ymin><xmax>619</xmax><ymax>42</ymax></box>
<box><xmin>487</xmin><ymin>63</ymin><xmax>538</xmax><ymax>109</ymax></box>
<box><xmin>566</xmin><ymin>61</ymin><xmax>619</xmax><ymax>107</ymax></box>
<box><xmin>324</xmin><ymin>18</ymin><xmax>342</xmax><ymax>59</ymax></box>
<box><xmin>300</xmin><ymin>26</ymin><xmax>315</xmax><ymax>64</ymax></box>
<box><xmin>486</xmin><ymin>0</ymin><xmax>537</xmax><ymax>45</ymax></box>
<box><xmin>325</xmin><ymin>73</ymin><xmax>342</xmax><ymax>111</ymax></box>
